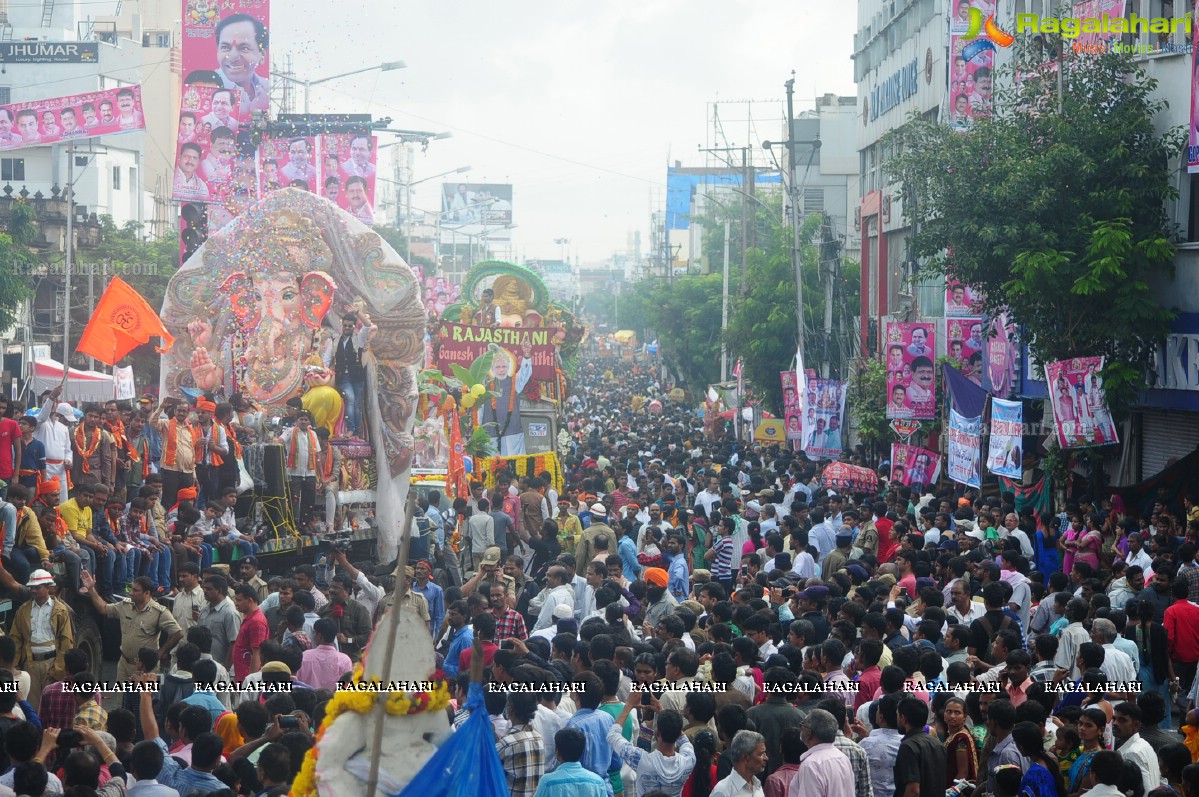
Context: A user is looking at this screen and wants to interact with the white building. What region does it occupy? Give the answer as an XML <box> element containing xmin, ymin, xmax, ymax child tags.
<box><xmin>0</xmin><ymin>0</ymin><xmax>179</xmax><ymax>233</ymax></box>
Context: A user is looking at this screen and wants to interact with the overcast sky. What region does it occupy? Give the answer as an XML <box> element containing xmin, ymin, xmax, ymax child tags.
<box><xmin>272</xmin><ymin>2</ymin><xmax>856</xmax><ymax>264</ymax></box>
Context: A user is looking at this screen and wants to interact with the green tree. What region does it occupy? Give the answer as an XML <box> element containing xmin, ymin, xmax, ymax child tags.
<box><xmin>615</xmin><ymin>274</ymin><xmax>723</xmax><ymax>389</ymax></box>
<box><xmin>0</xmin><ymin>201</ymin><xmax>37</xmax><ymax>334</ymax></box>
<box><xmin>884</xmin><ymin>50</ymin><xmax>1181</xmax><ymax>416</ymax></box>
<box><xmin>848</xmin><ymin>357</ymin><xmax>890</xmax><ymax>451</ymax></box>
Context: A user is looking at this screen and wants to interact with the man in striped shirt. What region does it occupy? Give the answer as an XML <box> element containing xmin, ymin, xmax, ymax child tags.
<box><xmin>704</xmin><ymin>516</ymin><xmax>737</xmax><ymax>594</ymax></box>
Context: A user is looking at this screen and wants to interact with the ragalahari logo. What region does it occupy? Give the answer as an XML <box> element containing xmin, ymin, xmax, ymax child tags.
<box><xmin>961</xmin><ymin>6</ymin><xmax>1015</xmax><ymax>48</ymax></box>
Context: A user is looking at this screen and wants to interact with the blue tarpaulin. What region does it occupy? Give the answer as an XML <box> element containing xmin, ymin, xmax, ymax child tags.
<box><xmin>395</xmin><ymin>682</ymin><xmax>509</xmax><ymax>797</ymax></box>
<box><xmin>942</xmin><ymin>363</ymin><xmax>988</xmax><ymax>419</ymax></box>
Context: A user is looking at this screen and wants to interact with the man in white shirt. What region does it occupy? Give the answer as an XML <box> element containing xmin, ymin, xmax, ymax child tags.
<box><xmin>710</xmin><ymin>729</ymin><xmax>767</xmax><ymax>797</ymax></box>
<box><xmin>34</xmin><ymin>387</ymin><xmax>73</xmax><ymax>504</ymax></box>
<box><xmin>1124</xmin><ymin>533</ymin><xmax>1154</xmax><ymax>576</ymax></box>
<box><xmin>279</xmin><ymin>412</ymin><xmax>319</xmax><ymax>528</ymax></box>
<box><xmin>1112</xmin><ymin>701</ymin><xmax>1162</xmax><ymax>796</ymax></box>
<box><xmin>946</xmin><ymin>581</ymin><xmax>985</xmax><ymax>625</ymax></box>
<box><xmin>530</xmin><ymin>565</ymin><xmax>575</xmax><ymax>631</ymax></box>
<box><xmin>1091</xmin><ymin>619</ymin><xmax>1139</xmax><ymax>685</ymax></box>
<box><xmin>637</xmin><ymin>503</ymin><xmax>673</xmax><ymax>551</ymax></box>
<box><xmin>694</xmin><ymin>476</ymin><xmax>722</xmax><ymax>517</ymax></box>
<box><xmin>807</xmin><ymin>508</ymin><xmax>838</xmax><ymax>565</ymax></box>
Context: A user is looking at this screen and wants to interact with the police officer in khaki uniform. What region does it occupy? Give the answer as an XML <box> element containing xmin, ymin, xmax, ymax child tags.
<box><xmin>378</xmin><ymin>567</ymin><xmax>431</xmax><ymax>628</ymax></box>
<box><xmin>81</xmin><ymin>572</ymin><xmax>184</xmax><ymax>681</ymax></box>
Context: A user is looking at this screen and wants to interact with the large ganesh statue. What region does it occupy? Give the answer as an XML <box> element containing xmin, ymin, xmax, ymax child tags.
<box><xmin>159</xmin><ymin>188</ymin><xmax>425</xmax><ymax>563</ymax></box>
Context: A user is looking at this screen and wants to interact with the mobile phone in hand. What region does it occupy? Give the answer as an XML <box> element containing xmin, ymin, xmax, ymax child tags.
<box><xmin>279</xmin><ymin>715</ymin><xmax>300</xmax><ymax>729</ymax></box>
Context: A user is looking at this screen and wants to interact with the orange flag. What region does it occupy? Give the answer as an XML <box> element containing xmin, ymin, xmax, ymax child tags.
<box><xmin>447</xmin><ymin>398</ymin><xmax>467</xmax><ymax>500</ymax></box>
<box><xmin>76</xmin><ymin>276</ymin><xmax>175</xmax><ymax>366</ymax></box>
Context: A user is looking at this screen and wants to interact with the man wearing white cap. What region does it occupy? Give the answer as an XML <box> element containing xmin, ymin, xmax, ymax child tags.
<box><xmin>575</xmin><ymin>503</ymin><xmax>615</xmax><ymax>568</ymax></box>
<box><xmin>33</xmin><ymin>386</ymin><xmax>73</xmax><ymax>505</ymax></box>
<box><xmin>10</xmin><ymin>569</ymin><xmax>72</xmax><ymax>710</ymax></box>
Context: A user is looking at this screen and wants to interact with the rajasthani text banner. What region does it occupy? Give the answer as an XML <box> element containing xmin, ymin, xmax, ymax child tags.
<box><xmin>885</xmin><ymin>321</ymin><xmax>936</xmax><ymax>420</ymax></box>
<box><xmin>890</xmin><ymin>443</ymin><xmax>942</xmax><ymax>489</ymax></box>
<box><xmin>947</xmin><ymin>409</ymin><xmax>982</xmax><ymax>488</ymax></box>
<box><xmin>803</xmin><ymin>379</ymin><xmax>846</xmax><ymax>460</ymax></box>
<box><xmin>0</xmin><ymin>85</ymin><xmax>145</xmax><ymax>150</ymax></box>
<box><xmin>987</xmin><ymin>397</ymin><xmax>1024</xmax><ymax>478</ymax></box>
<box><xmin>1046</xmin><ymin>356</ymin><xmax>1119</xmax><ymax>448</ymax></box>
<box><xmin>437</xmin><ymin>323</ymin><xmax>557</xmax><ymax>381</ymax></box>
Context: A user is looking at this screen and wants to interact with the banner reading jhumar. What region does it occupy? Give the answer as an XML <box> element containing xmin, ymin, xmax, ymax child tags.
<box><xmin>437</xmin><ymin>323</ymin><xmax>557</xmax><ymax>381</ymax></box>
<box><xmin>947</xmin><ymin>409</ymin><xmax>982</xmax><ymax>488</ymax></box>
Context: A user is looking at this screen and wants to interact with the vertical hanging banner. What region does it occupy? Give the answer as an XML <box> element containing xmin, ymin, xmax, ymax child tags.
<box><xmin>1071</xmin><ymin>0</ymin><xmax>1129</xmax><ymax>48</ymax></box>
<box><xmin>260</xmin><ymin>135</ymin><xmax>317</xmax><ymax>192</ymax></box>
<box><xmin>889</xmin><ymin>443</ymin><xmax>943</xmax><ymax>489</ymax></box>
<box><xmin>947</xmin><ymin>16</ymin><xmax>994</xmax><ymax>131</ymax></box>
<box><xmin>780</xmin><ymin>370</ymin><xmax>802</xmax><ymax>441</ymax></box>
<box><xmin>947</xmin><ymin>409</ymin><xmax>982</xmax><ymax>488</ymax></box>
<box><xmin>945</xmin><ymin>316</ymin><xmax>985</xmax><ymax>387</ymax></box>
<box><xmin>982</xmin><ymin>311</ymin><xmax>1021</xmax><ymax>399</ymax></box>
<box><xmin>987</xmin><ymin>397</ymin><xmax>1024</xmax><ymax>478</ymax></box>
<box><xmin>1045</xmin><ymin>356</ymin><xmax>1119</xmax><ymax>448</ymax></box>
<box><xmin>318</xmin><ymin>133</ymin><xmax>378</xmax><ymax>224</ymax></box>
<box><xmin>884</xmin><ymin>321</ymin><xmax>937</xmax><ymax>420</ymax></box>
<box><xmin>944</xmin><ymin>279</ymin><xmax>981</xmax><ymax>317</ymax></box>
<box><xmin>802</xmin><ymin>379</ymin><xmax>847</xmax><ymax>459</ymax></box>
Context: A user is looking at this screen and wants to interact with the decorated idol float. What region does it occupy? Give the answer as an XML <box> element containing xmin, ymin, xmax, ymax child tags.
<box><xmin>159</xmin><ymin>189</ymin><xmax>465</xmax><ymax>794</ymax></box>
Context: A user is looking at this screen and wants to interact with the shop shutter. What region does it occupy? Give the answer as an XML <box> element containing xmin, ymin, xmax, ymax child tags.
<box><xmin>1141</xmin><ymin>409</ymin><xmax>1199</xmax><ymax>480</ymax></box>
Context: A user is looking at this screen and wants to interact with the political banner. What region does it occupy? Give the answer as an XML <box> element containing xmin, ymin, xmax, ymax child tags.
<box><xmin>802</xmin><ymin>379</ymin><xmax>846</xmax><ymax>459</ymax></box>
<box><xmin>259</xmin><ymin>135</ymin><xmax>317</xmax><ymax>193</ymax></box>
<box><xmin>181</xmin><ymin>0</ymin><xmax>270</xmax><ymax>115</ymax></box>
<box><xmin>1045</xmin><ymin>356</ymin><xmax>1119</xmax><ymax>448</ymax></box>
<box><xmin>889</xmin><ymin>443</ymin><xmax>942</xmax><ymax>489</ymax></box>
<box><xmin>780</xmin><ymin>370</ymin><xmax>802</xmax><ymax>441</ymax></box>
<box><xmin>945</xmin><ymin>316</ymin><xmax>984</xmax><ymax>386</ymax></box>
<box><xmin>987</xmin><ymin>397</ymin><xmax>1024</xmax><ymax>478</ymax></box>
<box><xmin>948</xmin><ymin>31</ymin><xmax>994</xmax><ymax>131</ymax></box>
<box><xmin>0</xmin><ymin>85</ymin><xmax>145</xmax><ymax>150</ymax></box>
<box><xmin>982</xmin><ymin>311</ymin><xmax>1021</xmax><ymax>399</ymax></box>
<box><xmin>884</xmin><ymin>321</ymin><xmax>937</xmax><ymax>420</ymax></box>
<box><xmin>436</xmin><ymin>323</ymin><xmax>557</xmax><ymax>382</ymax></box>
<box><xmin>318</xmin><ymin>133</ymin><xmax>378</xmax><ymax>225</ymax></box>
<box><xmin>947</xmin><ymin>409</ymin><xmax>982</xmax><ymax>488</ymax></box>
<box><xmin>945</xmin><ymin>280</ymin><xmax>981</xmax><ymax>317</ymax></box>
<box><xmin>1072</xmin><ymin>0</ymin><xmax>1128</xmax><ymax>48</ymax></box>
<box><xmin>423</xmin><ymin>276</ymin><xmax>462</xmax><ymax>321</ymax></box>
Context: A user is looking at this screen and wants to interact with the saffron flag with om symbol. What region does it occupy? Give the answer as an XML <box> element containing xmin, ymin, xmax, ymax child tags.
<box><xmin>76</xmin><ymin>276</ymin><xmax>175</xmax><ymax>366</ymax></box>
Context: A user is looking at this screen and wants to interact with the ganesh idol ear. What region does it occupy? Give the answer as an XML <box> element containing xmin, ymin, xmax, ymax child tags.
<box><xmin>218</xmin><ymin>272</ymin><xmax>261</xmax><ymax>330</ymax></box>
<box><xmin>298</xmin><ymin>271</ymin><xmax>337</xmax><ymax>329</ymax></box>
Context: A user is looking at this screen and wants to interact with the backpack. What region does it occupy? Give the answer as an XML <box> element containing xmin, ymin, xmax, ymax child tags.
<box><xmin>976</xmin><ymin>612</ymin><xmax>1014</xmax><ymax>664</ymax></box>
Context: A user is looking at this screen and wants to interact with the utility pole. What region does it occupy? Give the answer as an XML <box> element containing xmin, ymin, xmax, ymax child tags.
<box><xmin>721</xmin><ymin>220</ymin><xmax>730</xmax><ymax>382</ymax></box>
<box><xmin>785</xmin><ymin>76</ymin><xmax>806</xmax><ymax>365</ymax></box>
<box><xmin>64</xmin><ymin>141</ymin><xmax>74</xmax><ymax>371</ymax></box>
<box><xmin>821</xmin><ymin>214</ymin><xmax>835</xmax><ymax>378</ymax></box>
<box><xmin>740</xmin><ymin>147</ymin><xmax>749</xmax><ymax>296</ymax></box>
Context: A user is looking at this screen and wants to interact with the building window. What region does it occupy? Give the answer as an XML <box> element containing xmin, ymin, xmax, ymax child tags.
<box><xmin>804</xmin><ymin>189</ymin><xmax>825</xmax><ymax>215</ymax></box>
<box><xmin>129</xmin><ymin>167</ymin><xmax>136</xmax><ymax>189</ymax></box>
<box><xmin>112</xmin><ymin>166</ymin><xmax>120</xmax><ymax>190</ymax></box>
<box><xmin>1</xmin><ymin>158</ymin><xmax>23</xmax><ymax>182</ymax></box>
<box><xmin>0</xmin><ymin>88</ymin><xmax>10</xmax><ymax>106</ymax></box>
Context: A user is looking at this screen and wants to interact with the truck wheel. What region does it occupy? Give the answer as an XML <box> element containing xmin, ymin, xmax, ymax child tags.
<box><xmin>71</xmin><ymin>610</ymin><xmax>104</xmax><ymax>676</ymax></box>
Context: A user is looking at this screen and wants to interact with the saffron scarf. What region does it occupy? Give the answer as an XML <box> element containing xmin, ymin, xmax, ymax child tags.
<box><xmin>287</xmin><ymin>429</ymin><xmax>319</xmax><ymax>472</ymax></box>
<box><xmin>163</xmin><ymin>418</ymin><xmax>200</xmax><ymax>469</ymax></box>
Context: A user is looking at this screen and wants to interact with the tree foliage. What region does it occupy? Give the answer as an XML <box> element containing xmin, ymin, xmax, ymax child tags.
<box><xmin>0</xmin><ymin>201</ymin><xmax>37</xmax><ymax>335</ymax></box>
<box><xmin>848</xmin><ymin>357</ymin><xmax>890</xmax><ymax>450</ymax></box>
<box><xmin>883</xmin><ymin>50</ymin><xmax>1182</xmax><ymax>416</ymax></box>
<box><xmin>615</xmin><ymin>273</ymin><xmax>723</xmax><ymax>390</ymax></box>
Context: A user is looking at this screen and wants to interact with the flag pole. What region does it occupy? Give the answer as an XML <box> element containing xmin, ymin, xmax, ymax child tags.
<box><xmin>62</xmin><ymin>139</ymin><xmax>74</xmax><ymax>394</ymax></box>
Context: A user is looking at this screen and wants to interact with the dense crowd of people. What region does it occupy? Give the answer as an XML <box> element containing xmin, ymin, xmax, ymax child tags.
<box><xmin>0</xmin><ymin>341</ymin><xmax>1197</xmax><ymax>796</ymax></box>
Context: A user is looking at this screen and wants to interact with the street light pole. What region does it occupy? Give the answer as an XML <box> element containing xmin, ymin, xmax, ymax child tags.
<box><xmin>275</xmin><ymin>61</ymin><xmax>407</xmax><ymax>114</ymax></box>
<box><xmin>786</xmin><ymin>77</ymin><xmax>805</xmax><ymax>363</ymax></box>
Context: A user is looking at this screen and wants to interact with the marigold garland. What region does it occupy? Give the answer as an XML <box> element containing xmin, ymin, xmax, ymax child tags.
<box><xmin>478</xmin><ymin>451</ymin><xmax>563</xmax><ymax>493</ymax></box>
<box><xmin>289</xmin><ymin>671</ymin><xmax>452</xmax><ymax>797</ymax></box>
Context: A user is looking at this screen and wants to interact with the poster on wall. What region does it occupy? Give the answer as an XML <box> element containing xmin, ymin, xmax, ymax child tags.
<box><xmin>802</xmin><ymin>379</ymin><xmax>846</xmax><ymax>459</ymax></box>
<box><xmin>945</xmin><ymin>316</ymin><xmax>984</xmax><ymax>387</ymax></box>
<box><xmin>948</xmin><ymin>31</ymin><xmax>994</xmax><ymax>130</ymax></box>
<box><xmin>885</xmin><ymin>321</ymin><xmax>937</xmax><ymax>420</ymax></box>
<box><xmin>780</xmin><ymin>370</ymin><xmax>802</xmax><ymax>441</ymax></box>
<box><xmin>987</xmin><ymin>397</ymin><xmax>1024</xmax><ymax>478</ymax></box>
<box><xmin>0</xmin><ymin>85</ymin><xmax>145</xmax><ymax>151</ymax></box>
<box><xmin>890</xmin><ymin>443</ymin><xmax>943</xmax><ymax>489</ymax></box>
<box><xmin>947</xmin><ymin>409</ymin><xmax>982</xmax><ymax>488</ymax></box>
<box><xmin>1045</xmin><ymin>356</ymin><xmax>1119</xmax><ymax>448</ymax></box>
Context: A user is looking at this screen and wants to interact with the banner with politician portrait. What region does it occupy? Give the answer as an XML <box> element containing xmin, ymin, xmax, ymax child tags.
<box><xmin>0</xmin><ymin>85</ymin><xmax>145</xmax><ymax>151</ymax></box>
<box><xmin>318</xmin><ymin>134</ymin><xmax>377</xmax><ymax>225</ymax></box>
<box><xmin>1046</xmin><ymin>356</ymin><xmax>1119</xmax><ymax>448</ymax></box>
<box><xmin>802</xmin><ymin>379</ymin><xmax>846</xmax><ymax>460</ymax></box>
<box><xmin>890</xmin><ymin>443</ymin><xmax>942</xmax><ymax>490</ymax></box>
<box><xmin>181</xmin><ymin>0</ymin><xmax>269</xmax><ymax>116</ymax></box>
<box><xmin>945</xmin><ymin>280</ymin><xmax>981</xmax><ymax>318</ymax></box>
<box><xmin>944</xmin><ymin>316</ymin><xmax>984</xmax><ymax>387</ymax></box>
<box><xmin>987</xmin><ymin>397</ymin><xmax>1024</xmax><ymax>479</ymax></box>
<box><xmin>884</xmin><ymin>321</ymin><xmax>936</xmax><ymax>421</ymax></box>
<box><xmin>780</xmin><ymin>370</ymin><xmax>802</xmax><ymax>441</ymax></box>
<box><xmin>948</xmin><ymin>31</ymin><xmax>993</xmax><ymax>131</ymax></box>
<box><xmin>441</xmin><ymin>182</ymin><xmax>514</xmax><ymax>243</ymax></box>
<box><xmin>947</xmin><ymin>409</ymin><xmax>982</xmax><ymax>488</ymax></box>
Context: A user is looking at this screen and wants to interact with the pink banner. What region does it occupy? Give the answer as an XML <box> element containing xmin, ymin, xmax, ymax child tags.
<box><xmin>181</xmin><ymin>0</ymin><xmax>269</xmax><ymax>114</ymax></box>
<box><xmin>945</xmin><ymin>279</ymin><xmax>982</xmax><ymax>317</ymax></box>
<box><xmin>0</xmin><ymin>85</ymin><xmax>145</xmax><ymax>149</ymax></box>
<box><xmin>948</xmin><ymin>32</ymin><xmax>994</xmax><ymax>131</ymax></box>
<box><xmin>258</xmin><ymin>136</ymin><xmax>317</xmax><ymax>193</ymax></box>
<box><xmin>945</xmin><ymin>316</ymin><xmax>984</xmax><ymax>386</ymax></box>
<box><xmin>780</xmin><ymin>370</ymin><xmax>802</xmax><ymax>441</ymax></box>
<box><xmin>1045</xmin><ymin>356</ymin><xmax>1119</xmax><ymax>448</ymax></box>
<box><xmin>1072</xmin><ymin>0</ymin><xmax>1128</xmax><ymax>47</ymax></box>
<box><xmin>885</xmin><ymin>321</ymin><xmax>937</xmax><ymax>420</ymax></box>
<box><xmin>890</xmin><ymin>443</ymin><xmax>942</xmax><ymax>489</ymax></box>
<box><xmin>318</xmin><ymin>133</ymin><xmax>378</xmax><ymax>225</ymax></box>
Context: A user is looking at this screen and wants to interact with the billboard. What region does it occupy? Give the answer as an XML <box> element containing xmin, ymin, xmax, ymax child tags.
<box><xmin>945</xmin><ymin>316</ymin><xmax>984</xmax><ymax>386</ymax></box>
<box><xmin>947</xmin><ymin>409</ymin><xmax>982</xmax><ymax>488</ymax></box>
<box><xmin>802</xmin><ymin>379</ymin><xmax>846</xmax><ymax>460</ymax></box>
<box><xmin>0</xmin><ymin>42</ymin><xmax>98</xmax><ymax>64</ymax></box>
<box><xmin>318</xmin><ymin>133</ymin><xmax>378</xmax><ymax>224</ymax></box>
<box><xmin>890</xmin><ymin>443</ymin><xmax>942</xmax><ymax>489</ymax></box>
<box><xmin>0</xmin><ymin>85</ymin><xmax>145</xmax><ymax>149</ymax></box>
<box><xmin>441</xmin><ymin>182</ymin><xmax>513</xmax><ymax>243</ymax></box>
<box><xmin>780</xmin><ymin>370</ymin><xmax>802</xmax><ymax>441</ymax></box>
<box><xmin>884</xmin><ymin>321</ymin><xmax>937</xmax><ymax>420</ymax></box>
<box><xmin>436</xmin><ymin>323</ymin><xmax>558</xmax><ymax>382</ymax></box>
<box><xmin>987</xmin><ymin>398</ymin><xmax>1024</xmax><ymax>478</ymax></box>
<box><xmin>948</xmin><ymin>11</ymin><xmax>994</xmax><ymax>132</ymax></box>
<box><xmin>1046</xmin><ymin>356</ymin><xmax>1119</xmax><ymax>448</ymax></box>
